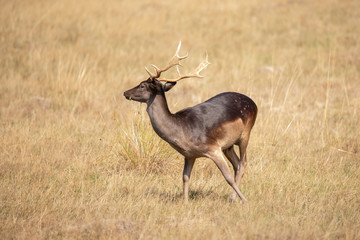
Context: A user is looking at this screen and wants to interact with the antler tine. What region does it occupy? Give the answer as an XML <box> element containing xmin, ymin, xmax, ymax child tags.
<box><xmin>145</xmin><ymin>66</ymin><xmax>156</xmax><ymax>79</ymax></box>
<box><xmin>173</xmin><ymin>41</ymin><xmax>189</xmax><ymax>62</ymax></box>
<box><xmin>158</xmin><ymin>52</ymin><xmax>210</xmax><ymax>82</ymax></box>
<box><xmin>145</xmin><ymin>41</ymin><xmax>188</xmax><ymax>79</ymax></box>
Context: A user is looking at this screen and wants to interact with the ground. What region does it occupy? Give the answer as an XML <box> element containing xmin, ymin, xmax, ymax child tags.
<box><xmin>1</xmin><ymin>0</ymin><xmax>359</xmax><ymax>239</ymax></box>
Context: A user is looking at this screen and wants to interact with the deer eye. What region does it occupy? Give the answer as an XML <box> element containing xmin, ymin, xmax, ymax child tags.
<box><xmin>140</xmin><ymin>84</ymin><xmax>145</xmax><ymax>89</ymax></box>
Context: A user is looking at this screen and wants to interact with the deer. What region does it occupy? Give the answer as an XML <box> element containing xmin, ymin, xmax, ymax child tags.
<box><xmin>123</xmin><ymin>42</ymin><xmax>257</xmax><ymax>203</ymax></box>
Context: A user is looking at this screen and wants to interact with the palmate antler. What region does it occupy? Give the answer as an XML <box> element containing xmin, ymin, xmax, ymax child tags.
<box><xmin>145</xmin><ymin>41</ymin><xmax>210</xmax><ymax>82</ymax></box>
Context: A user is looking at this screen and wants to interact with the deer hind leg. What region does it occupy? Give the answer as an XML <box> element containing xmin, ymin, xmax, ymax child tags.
<box><xmin>208</xmin><ymin>149</ymin><xmax>248</xmax><ymax>202</ymax></box>
<box><xmin>238</xmin><ymin>135</ymin><xmax>249</xmax><ymax>179</ymax></box>
<box><xmin>183</xmin><ymin>157</ymin><xmax>196</xmax><ymax>203</ymax></box>
<box><xmin>223</xmin><ymin>136</ymin><xmax>249</xmax><ymax>202</ymax></box>
<box><xmin>223</xmin><ymin>145</ymin><xmax>242</xmax><ymax>202</ymax></box>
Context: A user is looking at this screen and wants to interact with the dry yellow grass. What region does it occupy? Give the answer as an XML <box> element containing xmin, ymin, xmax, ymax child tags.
<box><xmin>1</xmin><ymin>0</ymin><xmax>359</xmax><ymax>239</ymax></box>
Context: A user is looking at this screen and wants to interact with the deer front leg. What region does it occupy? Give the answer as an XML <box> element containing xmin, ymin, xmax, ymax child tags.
<box><xmin>183</xmin><ymin>157</ymin><xmax>195</xmax><ymax>203</ymax></box>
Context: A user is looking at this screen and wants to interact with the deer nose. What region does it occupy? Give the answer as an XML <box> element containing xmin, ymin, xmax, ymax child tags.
<box><xmin>123</xmin><ymin>91</ymin><xmax>131</xmax><ymax>100</ymax></box>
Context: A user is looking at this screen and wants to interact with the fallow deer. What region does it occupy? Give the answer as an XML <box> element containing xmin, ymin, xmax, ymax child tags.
<box><xmin>124</xmin><ymin>42</ymin><xmax>257</xmax><ymax>202</ymax></box>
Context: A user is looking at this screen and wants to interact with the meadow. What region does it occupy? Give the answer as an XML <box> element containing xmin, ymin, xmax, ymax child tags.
<box><xmin>1</xmin><ymin>0</ymin><xmax>359</xmax><ymax>239</ymax></box>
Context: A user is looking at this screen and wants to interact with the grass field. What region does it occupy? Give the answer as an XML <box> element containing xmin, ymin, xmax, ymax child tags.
<box><xmin>1</xmin><ymin>0</ymin><xmax>360</xmax><ymax>239</ymax></box>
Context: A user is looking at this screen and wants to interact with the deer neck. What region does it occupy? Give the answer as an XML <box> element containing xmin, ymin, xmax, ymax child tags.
<box><xmin>146</xmin><ymin>93</ymin><xmax>178</xmax><ymax>142</ymax></box>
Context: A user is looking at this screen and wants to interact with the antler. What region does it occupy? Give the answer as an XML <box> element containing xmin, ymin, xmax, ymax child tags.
<box><xmin>145</xmin><ymin>41</ymin><xmax>209</xmax><ymax>82</ymax></box>
<box><xmin>157</xmin><ymin>53</ymin><xmax>210</xmax><ymax>82</ymax></box>
<box><xmin>145</xmin><ymin>41</ymin><xmax>188</xmax><ymax>79</ymax></box>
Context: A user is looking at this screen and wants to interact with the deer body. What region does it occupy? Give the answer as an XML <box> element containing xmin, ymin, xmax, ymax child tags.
<box><xmin>124</xmin><ymin>42</ymin><xmax>257</xmax><ymax>202</ymax></box>
<box><xmin>147</xmin><ymin>91</ymin><xmax>256</xmax><ymax>158</ymax></box>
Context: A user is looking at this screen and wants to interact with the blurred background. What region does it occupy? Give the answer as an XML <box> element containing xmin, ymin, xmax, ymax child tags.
<box><xmin>1</xmin><ymin>0</ymin><xmax>359</xmax><ymax>239</ymax></box>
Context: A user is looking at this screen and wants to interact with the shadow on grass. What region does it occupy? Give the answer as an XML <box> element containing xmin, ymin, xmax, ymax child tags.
<box><xmin>145</xmin><ymin>187</ymin><xmax>229</xmax><ymax>203</ymax></box>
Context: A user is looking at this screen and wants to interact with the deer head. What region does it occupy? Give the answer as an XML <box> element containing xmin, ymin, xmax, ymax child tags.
<box><xmin>124</xmin><ymin>41</ymin><xmax>209</xmax><ymax>104</ymax></box>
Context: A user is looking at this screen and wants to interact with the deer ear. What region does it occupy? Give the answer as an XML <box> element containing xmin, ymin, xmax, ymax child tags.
<box><xmin>163</xmin><ymin>82</ymin><xmax>177</xmax><ymax>92</ymax></box>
